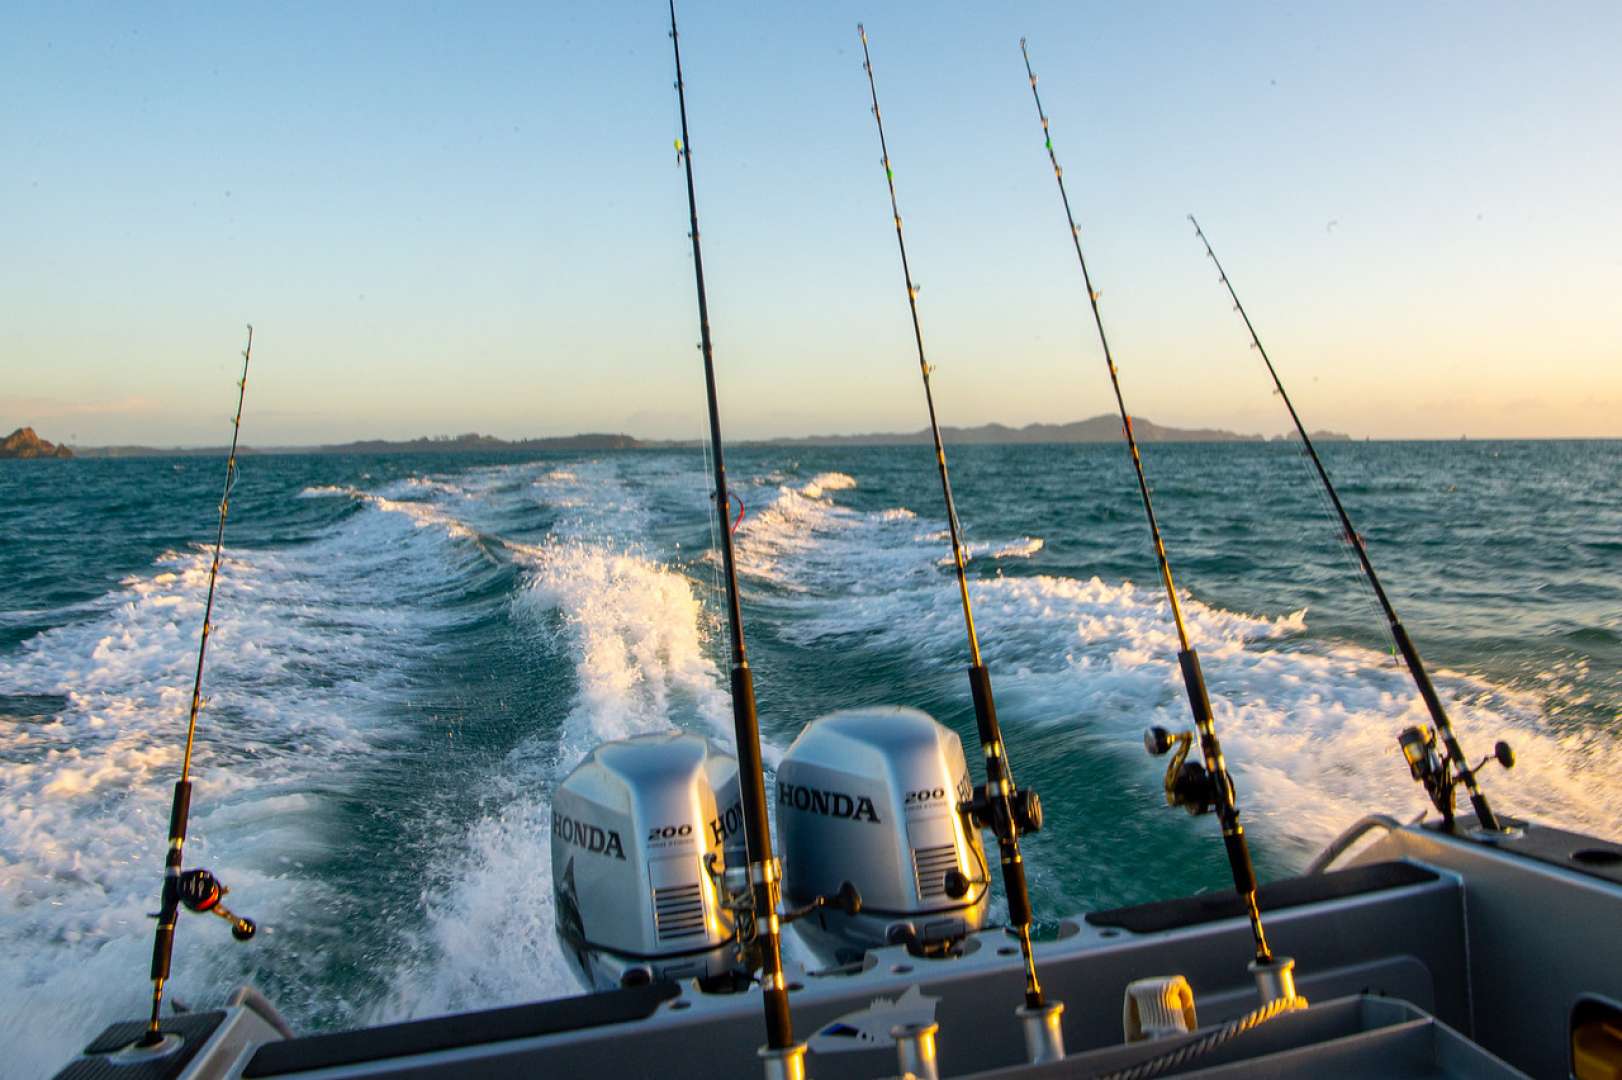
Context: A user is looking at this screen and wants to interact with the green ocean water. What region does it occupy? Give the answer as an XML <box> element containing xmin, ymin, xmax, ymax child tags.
<box><xmin>2</xmin><ymin>440</ymin><xmax>1617</xmax><ymax>1076</ymax></box>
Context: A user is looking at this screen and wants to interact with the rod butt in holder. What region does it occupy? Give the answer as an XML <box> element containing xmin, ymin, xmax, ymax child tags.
<box><xmin>892</xmin><ymin>1021</ymin><xmax>940</xmax><ymax>1080</ymax></box>
<box><xmin>1016</xmin><ymin>1000</ymin><xmax>1066</xmax><ymax>1064</ymax></box>
<box><xmin>1249</xmin><ymin>955</ymin><xmax>1300</xmax><ymax>1005</ymax></box>
<box><xmin>758</xmin><ymin>1042</ymin><xmax>808</xmax><ymax>1080</ymax></box>
<box><xmin>115</xmin><ymin>1033</ymin><xmax>185</xmax><ymax>1061</ymax></box>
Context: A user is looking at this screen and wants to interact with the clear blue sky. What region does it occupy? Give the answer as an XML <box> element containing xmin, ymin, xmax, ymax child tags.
<box><xmin>4</xmin><ymin>2</ymin><xmax>1619</xmax><ymax>444</ymax></box>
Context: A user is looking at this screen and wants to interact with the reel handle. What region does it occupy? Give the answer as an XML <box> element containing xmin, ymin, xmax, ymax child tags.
<box><xmin>177</xmin><ymin>868</ymin><xmax>257</xmax><ymax>941</ymax></box>
<box><xmin>780</xmin><ymin>880</ymin><xmax>863</xmax><ymax>925</ymax></box>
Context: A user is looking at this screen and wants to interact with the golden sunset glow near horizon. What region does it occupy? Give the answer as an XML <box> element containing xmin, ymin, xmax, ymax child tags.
<box><xmin>4</xmin><ymin>3</ymin><xmax>1619</xmax><ymax>446</ymax></box>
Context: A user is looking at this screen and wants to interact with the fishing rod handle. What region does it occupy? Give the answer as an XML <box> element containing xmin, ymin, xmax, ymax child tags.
<box><xmin>1388</xmin><ymin>624</ymin><xmax>1501</xmax><ymax>831</ymax></box>
<box><xmin>1176</xmin><ymin>650</ymin><xmax>1260</xmax><ymax>899</ymax></box>
<box><xmin>966</xmin><ymin>665</ymin><xmax>1036</xmax><ymax>930</ymax></box>
<box><xmin>148</xmin><ymin>779</ymin><xmax>193</xmax><ymax>981</ymax></box>
<box><xmin>727</xmin><ymin>664</ymin><xmax>795</xmax><ymax>1047</ymax></box>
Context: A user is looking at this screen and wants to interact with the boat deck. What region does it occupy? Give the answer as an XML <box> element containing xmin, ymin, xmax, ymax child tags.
<box><xmin>56</xmin><ymin>820</ymin><xmax>1622</xmax><ymax>1080</ymax></box>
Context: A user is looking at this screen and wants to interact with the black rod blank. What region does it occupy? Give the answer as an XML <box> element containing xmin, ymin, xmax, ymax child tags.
<box><xmin>667</xmin><ymin>1</ymin><xmax>796</xmax><ymax>1052</ymax></box>
<box><xmin>1019</xmin><ymin>42</ymin><xmax>1275</xmax><ymax>965</ymax></box>
<box><xmin>1188</xmin><ymin>214</ymin><xmax>1501</xmax><ymax>833</ymax></box>
<box><xmin>142</xmin><ymin>324</ymin><xmax>253</xmax><ymax>1045</ymax></box>
<box><xmin>858</xmin><ymin>24</ymin><xmax>1047</xmax><ymax>1011</ymax></box>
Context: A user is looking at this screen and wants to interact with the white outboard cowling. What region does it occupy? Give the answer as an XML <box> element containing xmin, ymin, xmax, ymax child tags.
<box><xmin>778</xmin><ymin>707</ymin><xmax>988</xmax><ymax>963</ymax></box>
<box><xmin>551</xmin><ymin>732</ymin><xmax>746</xmax><ymax>991</ymax></box>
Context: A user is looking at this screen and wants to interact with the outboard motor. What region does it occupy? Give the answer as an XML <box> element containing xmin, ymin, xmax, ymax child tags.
<box><xmin>551</xmin><ymin>732</ymin><xmax>747</xmax><ymax>991</ymax></box>
<box><xmin>778</xmin><ymin>707</ymin><xmax>988</xmax><ymax>963</ymax></box>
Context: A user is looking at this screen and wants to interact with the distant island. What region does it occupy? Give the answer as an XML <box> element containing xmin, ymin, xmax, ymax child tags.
<box><xmin>1</xmin><ymin>427</ymin><xmax>73</xmax><ymax>459</ymax></box>
<box><xmin>750</xmin><ymin>416</ymin><xmax>1263</xmax><ymax>447</ymax></box>
<box><xmin>48</xmin><ymin>415</ymin><xmax>1334</xmax><ymax>458</ymax></box>
<box><xmin>1272</xmin><ymin>429</ymin><xmax>1352</xmax><ymax>442</ymax></box>
<box><xmin>68</xmin><ymin>431</ymin><xmax>641</xmax><ymax>458</ymax></box>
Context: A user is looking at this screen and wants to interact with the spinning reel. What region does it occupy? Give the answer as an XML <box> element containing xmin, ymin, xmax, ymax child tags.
<box><xmin>962</xmin><ymin>783</ymin><xmax>1044</xmax><ymax>839</ymax></box>
<box><xmin>948</xmin><ymin>781</ymin><xmax>1040</xmax><ymax>902</ymax></box>
<box><xmin>1398</xmin><ymin>725</ymin><xmax>1515</xmax><ymax>826</ymax></box>
<box><xmin>173</xmin><ymin>868</ymin><xmax>257</xmax><ymax>941</ymax></box>
<box><xmin>1144</xmin><ymin>726</ymin><xmax>1230</xmax><ymax>816</ymax></box>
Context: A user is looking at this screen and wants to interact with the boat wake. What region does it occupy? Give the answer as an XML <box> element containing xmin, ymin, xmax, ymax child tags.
<box><xmin>372</xmin><ymin>460</ymin><xmax>752</xmax><ymax>1022</ymax></box>
<box><xmin>0</xmin><ymin>487</ymin><xmax>498</xmax><ymax>1077</ymax></box>
<box><xmin>5</xmin><ymin>451</ymin><xmax>1616</xmax><ymax>1077</ymax></box>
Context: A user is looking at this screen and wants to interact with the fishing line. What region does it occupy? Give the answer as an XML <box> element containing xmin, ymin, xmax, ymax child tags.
<box><xmin>1309</xmin><ymin>450</ymin><xmax>1399</xmax><ymax>660</ymax></box>
<box><xmin>1187</xmin><ymin>215</ymin><xmax>1507</xmax><ymax>832</ymax></box>
<box><xmin>699</xmin><ymin>420</ymin><xmax>726</xmax><ymax>625</ymax></box>
<box><xmin>667</xmin><ymin>2</ymin><xmax>799</xmax><ymax>1061</ymax></box>
<box><xmin>1018</xmin><ymin>41</ymin><xmax>1285</xmax><ymax>978</ymax></box>
<box><xmin>139</xmin><ymin>324</ymin><xmax>258</xmax><ymax>1047</ymax></box>
<box><xmin>857</xmin><ymin>23</ymin><xmax>1052</xmax><ymax>1020</ymax></box>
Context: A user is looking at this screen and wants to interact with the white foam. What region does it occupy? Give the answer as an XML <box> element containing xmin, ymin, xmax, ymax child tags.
<box><xmin>798</xmin><ymin>472</ymin><xmax>857</xmax><ymax>499</ymax></box>
<box><xmin>991</xmin><ymin>537</ymin><xmax>1045</xmax><ymax>559</ymax></box>
<box><xmin>732</xmin><ymin>470</ymin><xmax>946</xmax><ymax>595</ymax></box>
<box><xmin>510</xmin><ymin>538</ymin><xmax>734</xmax><ymax>762</ymax></box>
<box><xmin>942</xmin><ymin>536</ymin><xmax>1046</xmax><ymax>566</ymax></box>
<box><xmin>780</xmin><ymin>570</ymin><xmax>1622</xmax><ymax>858</ymax></box>
<box><xmin>0</xmin><ymin>480</ymin><xmax>499</xmax><ymax>1077</ymax></box>
<box><xmin>14</xmin><ymin>451</ymin><xmax>1617</xmax><ymax>1068</ymax></box>
<box><xmin>733</xmin><ymin>472</ymin><xmax>1045</xmax><ymax>604</ymax></box>
<box><xmin>296</xmin><ymin>484</ymin><xmax>481</xmax><ymax>542</ymax></box>
<box><xmin>381</xmin><ymin>457</ymin><xmax>755</xmax><ymax>1020</ymax></box>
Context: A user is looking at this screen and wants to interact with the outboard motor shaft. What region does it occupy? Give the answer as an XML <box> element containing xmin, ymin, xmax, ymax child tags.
<box><xmin>779</xmin><ymin>708</ymin><xmax>987</xmax><ymax>963</ymax></box>
<box><xmin>552</xmin><ymin>732</ymin><xmax>746</xmax><ymax>991</ymax></box>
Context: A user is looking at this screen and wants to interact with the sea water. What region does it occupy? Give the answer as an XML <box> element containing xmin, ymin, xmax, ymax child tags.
<box><xmin>2</xmin><ymin>440</ymin><xmax>1617</xmax><ymax>1076</ymax></box>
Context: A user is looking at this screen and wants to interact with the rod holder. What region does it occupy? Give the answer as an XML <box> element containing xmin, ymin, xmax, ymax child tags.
<box><xmin>1250</xmin><ymin>955</ymin><xmax>1299</xmax><ymax>1004</ymax></box>
<box><xmin>758</xmin><ymin>1042</ymin><xmax>808</xmax><ymax>1080</ymax></box>
<box><xmin>892</xmin><ymin>1021</ymin><xmax>940</xmax><ymax>1080</ymax></box>
<box><xmin>1016</xmin><ymin>1001</ymin><xmax>1066</xmax><ymax>1064</ymax></box>
<box><xmin>114</xmin><ymin>1033</ymin><xmax>184</xmax><ymax>1061</ymax></box>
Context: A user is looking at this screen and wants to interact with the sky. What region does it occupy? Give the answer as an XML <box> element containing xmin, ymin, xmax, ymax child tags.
<box><xmin>3</xmin><ymin>2</ymin><xmax>1619</xmax><ymax>445</ymax></box>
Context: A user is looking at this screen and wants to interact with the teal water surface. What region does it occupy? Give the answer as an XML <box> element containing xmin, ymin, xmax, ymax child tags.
<box><xmin>1</xmin><ymin>440</ymin><xmax>1617</xmax><ymax>1076</ymax></box>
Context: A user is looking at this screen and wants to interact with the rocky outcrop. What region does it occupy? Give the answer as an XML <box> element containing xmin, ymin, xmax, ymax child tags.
<box><xmin>1</xmin><ymin>427</ymin><xmax>74</xmax><ymax>459</ymax></box>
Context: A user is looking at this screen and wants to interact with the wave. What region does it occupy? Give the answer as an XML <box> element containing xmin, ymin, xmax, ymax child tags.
<box><xmin>298</xmin><ymin>484</ymin><xmax>483</xmax><ymax>543</ymax></box>
<box><xmin>942</xmin><ymin>536</ymin><xmax>1045</xmax><ymax>565</ymax></box>
<box><xmin>10</xmin><ymin>448</ymin><xmax>1616</xmax><ymax>1069</ymax></box>
<box><xmin>734</xmin><ymin>472</ymin><xmax>1034</xmax><ymax>595</ymax></box>
<box><xmin>778</xmin><ymin>569</ymin><xmax>1622</xmax><ymax>859</ymax></box>
<box><xmin>380</xmin><ymin>457</ymin><xmax>745</xmax><ymax>1020</ymax></box>
<box><xmin>0</xmin><ymin>471</ymin><xmax>510</xmax><ymax>1077</ymax></box>
<box><xmin>798</xmin><ymin>472</ymin><xmax>857</xmax><ymax>499</ymax></box>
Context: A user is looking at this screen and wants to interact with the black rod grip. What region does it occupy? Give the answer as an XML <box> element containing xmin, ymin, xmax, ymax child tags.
<box><xmin>1390</xmin><ymin>623</ymin><xmax>1501</xmax><ymax>831</ymax></box>
<box><xmin>966</xmin><ymin>664</ymin><xmax>1036</xmax><ymax>927</ymax></box>
<box><xmin>1003</xmin><ymin>850</ymin><xmax>1033</xmax><ymax>926</ymax></box>
<box><xmin>967</xmin><ymin>662</ymin><xmax>1003</xmax><ymax>761</ymax></box>
<box><xmin>728</xmin><ymin>667</ymin><xmax>771</xmax><ymax>867</ymax></box>
<box><xmin>1390</xmin><ymin>623</ymin><xmax>1446</xmax><ymax>728</ymax></box>
<box><xmin>167</xmin><ymin>780</ymin><xmax>192</xmax><ymax>851</ymax></box>
<box><xmin>149</xmin><ymin>921</ymin><xmax>175</xmax><ymax>982</ymax></box>
<box><xmin>1177</xmin><ymin>649</ymin><xmax>1214</xmax><ymax>730</ymax></box>
<box><xmin>1223</xmin><ymin>830</ymin><xmax>1258</xmax><ymax>898</ymax></box>
<box><xmin>727</xmin><ymin>664</ymin><xmax>794</xmax><ymax>1050</ymax></box>
<box><xmin>150</xmin><ymin>779</ymin><xmax>193</xmax><ymax>980</ymax></box>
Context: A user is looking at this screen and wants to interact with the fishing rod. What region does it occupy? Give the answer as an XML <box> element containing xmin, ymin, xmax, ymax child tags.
<box><xmin>1187</xmin><ymin>215</ymin><xmax>1513</xmax><ymax>832</ymax></box>
<box><xmin>140</xmin><ymin>325</ymin><xmax>258</xmax><ymax>1048</ymax></box>
<box><xmin>1018</xmin><ymin>42</ymin><xmax>1296</xmax><ymax>1003</ymax></box>
<box><xmin>858</xmin><ymin>26</ymin><xmax>1062</xmax><ymax>1061</ymax></box>
<box><xmin>668</xmin><ymin>6</ymin><xmax>801</xmax><ymax>1076</ymax></box>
